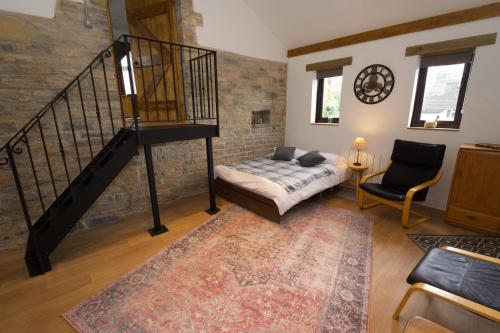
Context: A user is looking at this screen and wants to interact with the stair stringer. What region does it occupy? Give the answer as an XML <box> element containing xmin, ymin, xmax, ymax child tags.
<box><xmin>25</xmin><ymin>128</ymin><xmax>139</xmax><ymax>276</ymax></box>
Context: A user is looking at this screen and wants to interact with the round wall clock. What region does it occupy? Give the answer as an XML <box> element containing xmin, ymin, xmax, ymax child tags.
<box><xmin>354</xmin><ymin>64</ymin><xmax>394</xmax><ymax>104</ymax></box>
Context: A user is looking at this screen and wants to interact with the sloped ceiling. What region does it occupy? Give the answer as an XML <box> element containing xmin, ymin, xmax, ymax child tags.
<box><xmin>242</xmin><ymin>0</ymin><xmax>495</xmax><ymax>49</ymax></box>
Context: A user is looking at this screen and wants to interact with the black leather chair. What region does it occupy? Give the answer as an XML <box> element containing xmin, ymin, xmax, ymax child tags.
<box><xmin>358</xmin><ymin>139</ymin><xmax>446</xmax><ymax>228</ymax></box>
<box><xmin>393</xmin><ymin>246</ymin><xmax>500</xmax><ymax>323</ymax></box>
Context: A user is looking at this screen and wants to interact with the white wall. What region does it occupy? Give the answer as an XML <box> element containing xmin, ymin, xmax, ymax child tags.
<box><xmin>0</xmin><ymin>0</ymin><xmax>57</xmax><ymax>18</ymax></box>
<box><xmin>0</xmin><ymin>0</ymin><xmax>86</xmax><ymax>18</ymax></box>
<box><xmin>285</xmin><ymin>18</ymin><xmax>500</xmax><ymax>210</ymax></box>
<box><xmin>0</xmin><ymin>0</ymin><xmax>287</xmax><ymax>61</ymax></box>
<box><xmin>192</xmin><ymin>0</ymin><xmax>286</xmax><ymax>62</ymax></box>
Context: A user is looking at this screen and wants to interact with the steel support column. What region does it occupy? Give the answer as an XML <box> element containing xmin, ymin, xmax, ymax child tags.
<box><xmin>205</xmin><ymin>137</ymin><xmax>220</xmax><ymax>214</ymax></box>
<box><xmin>144</xmin><ymin>144</ymin><xmax>168</xmax><ymax>236</ymax></box>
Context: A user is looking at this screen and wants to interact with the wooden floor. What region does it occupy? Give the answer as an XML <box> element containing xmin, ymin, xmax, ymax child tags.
<box><xmin>0</xmin><ymin>190</ymin><xmax>498</xmax><ymax>333</ymax></box>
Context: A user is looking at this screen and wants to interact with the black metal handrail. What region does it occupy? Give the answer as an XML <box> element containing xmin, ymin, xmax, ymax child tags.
<box><xmin>0</xmin><ymin>35</ymin><xmax>219</xmax><ymax>263</ymax></box>
<box><xmin>118</xmin><ymin>35</ymin><xmax>219</xmax><ymax>124</ymax></box>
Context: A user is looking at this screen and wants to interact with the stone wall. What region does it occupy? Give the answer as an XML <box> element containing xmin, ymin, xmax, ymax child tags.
<box><xmin>0</xmin><ymin>0</ymin><xmax>287</xmax><ymax>251</ymax></box>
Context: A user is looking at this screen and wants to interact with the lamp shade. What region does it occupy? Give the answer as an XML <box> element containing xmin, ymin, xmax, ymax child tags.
<box><xmin>354</xmin><ymin>137</ymin><xmax>367</xmax><ymax>149</ymax></box>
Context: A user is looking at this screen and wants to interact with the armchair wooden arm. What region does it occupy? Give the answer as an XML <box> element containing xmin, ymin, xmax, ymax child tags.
<box><xmin>360</xmin><ymin>165</ymin><xmax>390</xmax><ymax>184</ymax></box>
<box><xmin>393</xmin><ymin>282</ymin><xmax>500</xmax><ymax>322</ymax></box>
<box><xmin>441</xmin><ymin>246</ymin><xmax>500</xmax><ymax>265</ymax></box>
<box><xmin>359</xmin><ymin>168</ymin><xmax>443</xmax><ymax>228</ymax></box>
<box><xmin>404</xmin><ymin>171</ymin><xmax>443</xmax><ymax>202</ymax></box>
<box><xmin>400</xmin><ymin>171</ymin><xmax>442</xmax><ymax>227</ymax></box>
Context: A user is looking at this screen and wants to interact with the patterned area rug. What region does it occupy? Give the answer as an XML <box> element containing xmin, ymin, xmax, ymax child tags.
<box><xmin>64</xmin><ymin>204</ymin><xmax>373</xmax><ymax>332</ymax></box>
<box><xmin>408</xmin><ymin>234</ymin><xmax>500</xmax><ymax>258</ymax></box>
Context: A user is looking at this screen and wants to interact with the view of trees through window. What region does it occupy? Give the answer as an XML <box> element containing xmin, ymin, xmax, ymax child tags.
<box><xmin>420</xmin><ymin>63</ymin><xmax>464</xmax><ymax>122</ymax></box>
<box><xmin>321</xmin><ymin>76</ymin><xmax>342</xmax><ymax>119</ymax></box>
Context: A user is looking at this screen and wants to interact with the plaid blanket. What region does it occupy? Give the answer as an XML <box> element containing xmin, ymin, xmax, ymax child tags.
<box><xmin>225</xmin><ymin>157</ymin><xmax>335</xmax><ymax>193</ymax></box>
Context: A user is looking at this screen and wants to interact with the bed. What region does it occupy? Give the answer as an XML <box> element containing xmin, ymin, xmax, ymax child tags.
<box><xmin>215</xmin><ymin>149</ymin><xmax>348</xmax><ymax>222</ymax></box>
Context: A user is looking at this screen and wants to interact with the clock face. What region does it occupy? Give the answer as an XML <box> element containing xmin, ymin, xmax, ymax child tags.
<box><xmin>354</xmin><ymin>64</ymin><xmax>394</xmax><ymax>104</ymax></box>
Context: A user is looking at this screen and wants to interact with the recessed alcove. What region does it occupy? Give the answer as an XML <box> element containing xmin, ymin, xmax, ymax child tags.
<box><xmin>251</xmin><ymin>110</ymin><xmax>270</xmax><ymax>125</ymax></box>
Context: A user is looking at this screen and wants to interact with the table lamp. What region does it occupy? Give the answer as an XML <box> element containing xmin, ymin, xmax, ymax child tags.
<box><xmin>353</xmin><ymin>137</ymin><xmax>366</xmax><ymax>166</ymax></box>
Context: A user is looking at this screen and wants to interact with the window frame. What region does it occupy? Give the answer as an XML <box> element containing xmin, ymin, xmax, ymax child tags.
<box><xmin>410</xmin><ymin>51</ymin><xmax>474</xmax><ymax>129</ymax></box>
<box><xmin>315</xmin><ymin>71</ymin><xmax>342</xmax><ymax>124</ymax></box>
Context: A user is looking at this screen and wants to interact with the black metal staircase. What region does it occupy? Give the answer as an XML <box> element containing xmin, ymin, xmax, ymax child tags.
<box><xmin>0</xmin><ymin>35</ymin><xmax>220</xmax><ymax>276</ymax></box>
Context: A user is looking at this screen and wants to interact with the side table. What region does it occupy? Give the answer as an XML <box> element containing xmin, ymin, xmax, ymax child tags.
<box><xmin>349</xmin><ymin>164</ymin><xmax>368</xmax><ymax>201</ymax></box>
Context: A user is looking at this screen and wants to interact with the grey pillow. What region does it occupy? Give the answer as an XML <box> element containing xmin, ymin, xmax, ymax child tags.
<box><xmin>272</xmin><ymin>146</ymin><xmax>296</xmax><ymax>161</ymax></box>
<box><xmin>297</xmin><ymin>150</ymin><xmax>326</xmax><ymax>167</ymax></box>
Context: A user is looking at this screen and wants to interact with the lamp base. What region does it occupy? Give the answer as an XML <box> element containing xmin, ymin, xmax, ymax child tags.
<box><xmin>353</xmin><ymin>162</ymin><xmax>361</xmax><ymax>166</ymax></box>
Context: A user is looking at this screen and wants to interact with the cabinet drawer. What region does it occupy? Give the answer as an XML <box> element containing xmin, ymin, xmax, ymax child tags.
<box><xmin>446</xmin><ymin>206</ymin><xmax>500</xmax><ymax>235</ymax></box>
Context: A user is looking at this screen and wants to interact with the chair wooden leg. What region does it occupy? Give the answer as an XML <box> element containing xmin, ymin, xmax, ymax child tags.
<box><xmin>394</xmin><ymin>283</ymin><xmax>500</xmax><ymax>322</ymax></box>
<box><xmin>358</xmin><ymin>189</ymin><xmax>383</xmax><ymax>210</ymax></box>
<box><xmin>361</xmin><ymin>201</ymin><xmax>383</xmax><ymax>210</ymax></box>
<box><xmin>358</xmin><ymin>187</ymin><xmax>364</xmax><ymax>208</ymax></box>
<box><xmin>402</xmin><ymin>199</ymin><xmax>431</xmax><ymax>228</ymax></box>
<box><xmin>393</xmin><ymin>285</ymin><xmax>419</xmax><ymax>320</ymax></box>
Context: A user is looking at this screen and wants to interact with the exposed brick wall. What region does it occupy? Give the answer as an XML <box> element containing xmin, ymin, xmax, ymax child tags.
<box><xmin>0</xmin><ymin>0</ymin><xmax>113</xmax><ymax>250</ymax></box>
<box><xmin>0</xmin><ymin>0</ymin><xmax>110</xmax><ymax>143</ymax></box>
<box><xmin>0</xmin><ymin>0</ymin><xmax>286</xmax><ymax>251</ymax></box>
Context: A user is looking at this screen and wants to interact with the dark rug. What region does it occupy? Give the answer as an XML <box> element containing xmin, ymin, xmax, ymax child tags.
<box><xmin>408</xmin><ymin>234</ymin><xmax>500</xmax><ymax>258</ymax></box>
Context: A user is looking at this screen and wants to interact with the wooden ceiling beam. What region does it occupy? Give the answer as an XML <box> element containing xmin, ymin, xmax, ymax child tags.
<box><xmin>405</xmin><ymin>33</ymin><xmax>497</xmax><ymax>56</ymax></box>
<box><xmin>305</xmin><ymin>57</ymin><xmax>352</xmax><ymax>72</ymax></box>
<box><xmin>287</xmin><ymin>2</ymin><xmax>500</xmax><ymax>58</ymax></box>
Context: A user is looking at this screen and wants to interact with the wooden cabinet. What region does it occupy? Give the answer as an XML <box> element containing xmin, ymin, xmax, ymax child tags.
<box><xmin>445</xmin><ymin>145</ymin><xmax>500</xmax><ymax>235</ymax></box>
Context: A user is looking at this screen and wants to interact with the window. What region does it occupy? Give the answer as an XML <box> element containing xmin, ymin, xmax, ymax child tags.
<box><xmin>315</xmin><ymin>69</ymin><xmax>343</xmax><ymax>123</ymax></box>
<box><xmin>410</xmin><ymin>50</ymin><xmax>474</xmax><ymax>129</ymax></box>
<box><xmin>120</xmin><ymin>52</ymin><xmax>137</xmax><ymax>95</ymax></box>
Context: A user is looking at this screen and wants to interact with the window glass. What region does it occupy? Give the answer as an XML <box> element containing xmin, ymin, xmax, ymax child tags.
<box><xmin>420</xmin><ymin>63</ymin><xmax>464</xmax><ymax>122</ymax></box>
<box><xmin>321</xmin><ymin>76</ymin><xmax>342</xmax><ymax>120</ymax></box>
<box><xmin>410</xmin><ymin>50</ymin><xmax>473</xmax><ymax>129</ymax></box>
<box><xmin>120</xmin><ymin>52</ymin><xmax>137</xmax><ymax>95</ymax></box>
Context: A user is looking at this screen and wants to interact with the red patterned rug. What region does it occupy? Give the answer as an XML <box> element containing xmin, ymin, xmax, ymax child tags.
<box><xmin>64</xmin><ymin>204</ymin><xmax>372</xmax><ymax>332</ymax></box>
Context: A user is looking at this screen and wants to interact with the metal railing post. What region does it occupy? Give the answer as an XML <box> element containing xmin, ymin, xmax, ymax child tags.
<box><xmin>6</xmin><ymin>144</ymin><xmax>49</xmax><ymax>275</ymax></box>
<box><xmin>213</xmin><ymin>51</ymin><xmax>220</xmax><ymax>136</ymax></box>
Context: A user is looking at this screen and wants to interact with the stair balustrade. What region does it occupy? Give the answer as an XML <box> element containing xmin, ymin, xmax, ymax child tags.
<box><xmin>0</xmin><ymin>35</ymin><xmax>219</xmax><ymax>276</ymax></box>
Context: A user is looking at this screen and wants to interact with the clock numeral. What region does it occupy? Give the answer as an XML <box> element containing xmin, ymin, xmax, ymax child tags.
<box><xmin>384</xmin><ymin>72</ymin><xmax>392</xmax><ymax>79</ymax></box>
<box><xmin>383</xmin><ymin>88</ymin><xmax>390</xmax><ymax>95</ymax></box>
<box><xmin>368</xmin><ymin>97</ymin><xmax>374</xmax><ymax>103</ymax></box>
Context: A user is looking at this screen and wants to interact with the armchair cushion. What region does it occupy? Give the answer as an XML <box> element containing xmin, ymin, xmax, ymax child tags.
<box><xmin>408</xmin><ymin>248</ymin><xmax>500</xmax><ymax>311</ymax></box>
<box><xmin>359</xmin><ymin>183</ymin><xmax>406</xmax><ymax>201</ymax></box>
<box><xmin>382</xmin><ymin>162</ymin><xmax>437</xmax><ymax>201</ymax></box>
<box><xmin>391</xmin><ymin>139</ymin><xmax>446</xmax><ymax>168</ymax></box>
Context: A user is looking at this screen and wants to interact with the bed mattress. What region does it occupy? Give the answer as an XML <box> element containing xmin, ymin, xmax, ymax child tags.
<box><xmin>215</xmin><ymin>163</ymin><xmax>348</xmax><ymax>215</ymax></box>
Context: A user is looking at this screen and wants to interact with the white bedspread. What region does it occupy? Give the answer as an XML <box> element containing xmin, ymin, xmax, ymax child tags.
<box><xmin>215</xmin><ymin>163</ymin><xmax>347</xmax><ymax>215</ymax></box>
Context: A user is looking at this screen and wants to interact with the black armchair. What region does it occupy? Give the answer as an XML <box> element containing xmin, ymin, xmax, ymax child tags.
<box><xmin>358</xmin><ymin>139</ymin><xmax>446</xmax><ymax>228</ymax></box>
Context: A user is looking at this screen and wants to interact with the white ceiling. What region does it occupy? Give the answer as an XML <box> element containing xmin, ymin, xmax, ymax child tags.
<box><xmin>242</xmin><ymin>0</ymin><xmax>495</xmax><ymax>49</ymax></box>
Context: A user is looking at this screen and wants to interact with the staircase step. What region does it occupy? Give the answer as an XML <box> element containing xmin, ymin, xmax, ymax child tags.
<box><xmin>32</xmin><ymin>128</ymin><xmax>138</xmax><ymax>256</ymax></box>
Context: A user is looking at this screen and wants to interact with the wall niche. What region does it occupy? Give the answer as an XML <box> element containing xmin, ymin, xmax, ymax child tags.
<box><xmin>251</xmin><ymin>110</ymin><xmax>270</xmax><ymax>126</ymax></box>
